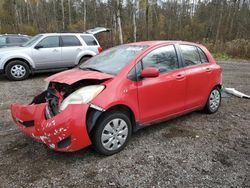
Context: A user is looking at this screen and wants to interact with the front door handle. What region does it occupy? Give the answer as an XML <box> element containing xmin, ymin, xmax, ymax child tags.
<box><xmin>52</xmin><ymin>49</ymin><xmax>59</xmax><ymax>52</ymax></box>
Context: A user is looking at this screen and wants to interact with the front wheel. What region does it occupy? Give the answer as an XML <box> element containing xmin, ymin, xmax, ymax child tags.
<box><xmin>204</xmin><ymin>87</ymin><xmax>221</xmax><ymax>114</ymax></box>
<box><xmin>91</xmin><ymin>111</ymin><xmax>132</xmax><ymax>155</ymax></box>
<box><xmin>5</xmin><ymin>60</ymin><xmax>30</xmax><ymax>81</ymax></box>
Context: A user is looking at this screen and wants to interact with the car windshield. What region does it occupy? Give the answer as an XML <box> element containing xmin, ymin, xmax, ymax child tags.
<box><xmin>21</xmin><ymin>34</ymin><xmax>43</xmax><ymax>47</ymax></box>
<box><xmin>79</xmin><ymin>45</ymin><xmax>147</xmax><ymax>75</ymax></box>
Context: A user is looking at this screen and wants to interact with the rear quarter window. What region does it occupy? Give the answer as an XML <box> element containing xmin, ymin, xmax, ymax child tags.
<box><xmin>197</xmin><ymin>47</ymin><xmax>209</xmax><ymax>63</ymax></box>
<box><xmin>81</xmin><ymin>35</ymin><xmax>98</xmax><ymax>46</ymax></box>
<box><xmin>0</xmin><ymin>37</ymin><xmax>6</xmax><ymax>45</ymax></box>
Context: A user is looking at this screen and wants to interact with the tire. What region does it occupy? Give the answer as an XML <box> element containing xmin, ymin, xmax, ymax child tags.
<box><xmin>204</xmin><ymin>87</ymin><xmax>221</xmax><ymax>114</ymax></box>
<box><xmin>78</xmin><ymin>56</ymin><xmax>91</xmax><ymax>65</ymax></box>
<box><xmin>5</xmin><ymin>60</ymin><xmax>30</xmax><ymax>81</ymax></box>
<box><xmin>91</xmin><ymin>110</ymin><xmax>132</xmax><ymax>155</ymax></box>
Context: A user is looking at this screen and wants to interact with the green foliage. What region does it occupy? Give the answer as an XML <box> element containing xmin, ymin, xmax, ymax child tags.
<box><xmin>212</xmin><ymin>52</ymin><xmax>231</xmax><ymax>61</ymax></box>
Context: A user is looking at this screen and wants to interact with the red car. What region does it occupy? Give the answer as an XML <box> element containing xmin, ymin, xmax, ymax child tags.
<box><xmin>11</xmin><ymin>41</ymin><xmax>222</xmax><ymax>155</ymax></box>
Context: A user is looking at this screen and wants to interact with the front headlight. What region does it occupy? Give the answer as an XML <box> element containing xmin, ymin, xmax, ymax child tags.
<box><xmin>59</xmin><ymin>85</ymin><xmax>105</xmax><ymax>111</ymax></box>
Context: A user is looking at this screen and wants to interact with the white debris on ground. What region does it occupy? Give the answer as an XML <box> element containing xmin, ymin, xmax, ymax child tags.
<box><xmin>224</xmin><ymin>88</ymin><xmax>250</xmax><ymax>99</ymax></box>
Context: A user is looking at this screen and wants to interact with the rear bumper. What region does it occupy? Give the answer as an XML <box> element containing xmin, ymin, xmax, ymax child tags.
<box><xmin>10</xmin><ymin>103</ymin><xmax>92</xmax><ymax>152</ymax></box>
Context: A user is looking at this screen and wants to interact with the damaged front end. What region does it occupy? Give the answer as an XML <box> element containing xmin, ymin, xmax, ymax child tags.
<box><xmin>11</xmin><ymin>78</ymin><xmax>108</xmax><ymax>152</ymax></box>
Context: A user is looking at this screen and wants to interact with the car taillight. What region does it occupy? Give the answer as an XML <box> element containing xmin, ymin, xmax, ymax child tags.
<box><xmin>98</xmin><ymin>47</ymin><xmax>103</xmax><ymax>53</ymax></box>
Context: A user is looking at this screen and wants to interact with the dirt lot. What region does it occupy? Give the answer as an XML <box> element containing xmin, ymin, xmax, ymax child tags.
<box><xmin>0</xmin><ymin>61</ymin><xmax>249</xmax><ymax>187</ymax></box>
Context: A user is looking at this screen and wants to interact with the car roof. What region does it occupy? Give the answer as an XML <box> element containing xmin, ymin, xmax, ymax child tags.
<box><xmin>0</xmin><ymin>34</ymin><xmax>30</xmax><ymax>37</ymax></box>
<box><xmin>39</xmin><ymin>33</ymin><xmax>94</xmax><ymax>36</ymax></box>
<box><xmin>127</xmin><ymin>40</ymin><xmax>203</xmax><ymax>48</ymax></box>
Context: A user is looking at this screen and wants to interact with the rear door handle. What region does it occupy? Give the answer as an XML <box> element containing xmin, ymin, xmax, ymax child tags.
<box><xmin>176</xmin><ymin>74</ymin><xmax>185</xmax><ymax>80</ymax></box>
<box><xmin>205</xmin><ymin>67</ymin><xmax>212</xmax><ymax>73</ymax></box>
<box><xmin>52</xmin><ymin>49</ymin><xmax>59</xmax><ymax>52</ymax></box>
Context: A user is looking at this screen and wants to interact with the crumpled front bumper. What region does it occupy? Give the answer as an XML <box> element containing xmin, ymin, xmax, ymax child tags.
<box><xmin>10</xmin><ymin>103</ymin><xmax>92</xmax><ymax>152</ymax></box>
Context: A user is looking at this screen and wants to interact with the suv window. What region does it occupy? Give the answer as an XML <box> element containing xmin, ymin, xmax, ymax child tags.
<box><xmin>197</xmin><ymin>47</ymin><xmax>209</xmax><ymax>63</ymax></box>
<box><xmin>37</xmin><ymin>36</ymin><xmax>60</xmax><ymax>48</ymax></box>
<box><xmin>81</xmin><ymin>35</ymin><xmax>98</xmax><ymax>46</ymax></box>
<box><xmin>61</xmin><ymin>35</ymin><xmax>81</xmax><ymax>47</ymax></box>
<box><xmin>0</xmin><ymin>37</ymin><xmax>6</xmax><ymax>45</ymax></box>
<box><xmin>180</xmin><ymin>45</ymin><xmax>202</xmax><ymax>67</ymax></box>
<box><xmin>141</xmin><ymin>45</ymin><xmax>179</xmax><ymax>73</ymax></box>
<box><xmin>7</xmin><ymin>37</ymin><xmax>26</xmax><ymax>44</ymax></box>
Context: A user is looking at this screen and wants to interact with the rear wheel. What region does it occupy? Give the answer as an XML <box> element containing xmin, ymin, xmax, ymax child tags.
<box><xmin>5</xmin><ymin>60</ymin><xmax>30</xmax><ymax>81</ymax></box>
<box><xmin>78</xmin><ymin>56</ymin><xmax>91</xmax><ymax>65</ymax></box>
<box><xmin>204</xmin><ymin>87</ymin><xmax>221</xmax><ymax>114</ymax></box>
<box><xmin>92</xmin><ymin>111</ymin><xmax>132</xmax><ymax>155</ymax></box>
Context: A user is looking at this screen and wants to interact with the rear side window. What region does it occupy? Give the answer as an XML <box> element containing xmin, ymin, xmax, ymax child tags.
<box><xmin>141</xmin><ymin>45</ymin><xmax>179</xmax><ymax>73</ymax></box>
<box><xmin>81</xmin><ymin>35</ymin><xmax>98</xmax><ymax>46</ymax></box>
<box><xmin>61</xmin><ymin>36</ymin><xmax>81</xmax><ymax>47</ymax></box>
<box><xmin>180</xmin><ymin>45</ymin><xmax>201</xmax><ymax>67</ymax></box>
<box><xmin>197</xmin><ymin>47</ymin><xmax>209</xmax><ymax>63</ymax></box>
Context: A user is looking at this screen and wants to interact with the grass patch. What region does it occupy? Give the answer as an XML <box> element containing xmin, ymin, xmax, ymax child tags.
<box><xmin>213</xmin><ymin>52</ymin><xmax>232</xmax><ymax>61</ymax></box>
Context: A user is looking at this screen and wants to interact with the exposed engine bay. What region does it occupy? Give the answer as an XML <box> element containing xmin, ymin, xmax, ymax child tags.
<box><xmin>31</xmin><ymin>79</ymin><xmax>106</xmax><ymax>118</ymax></box>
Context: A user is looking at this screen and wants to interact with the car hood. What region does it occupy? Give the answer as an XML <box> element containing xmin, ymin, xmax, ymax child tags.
<box><xmin>0</xmin><ymin>46</ymin><xmax>26</xmax><ymax>55</ymax></box>
<box><xmin>46</xmin><ymin>68</ymin><xmax>114</xmax><ymax>85</ymax></box>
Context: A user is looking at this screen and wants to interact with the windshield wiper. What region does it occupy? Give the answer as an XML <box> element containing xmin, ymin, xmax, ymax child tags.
<box><xmin>79</xmin><ymin>67</ymin><xmax>102</xmax><ymax>73</ymax></box>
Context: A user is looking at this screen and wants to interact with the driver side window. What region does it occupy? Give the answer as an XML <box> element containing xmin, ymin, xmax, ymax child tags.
<box><xmin>37</xmin><ymin>36</ymin><xmax>60</xmax><ymax>48</ymax></box>
<box><xmin>141</xmin><ymin>45</ymin><xmax>179</xmax><ymax>74</ymax></box>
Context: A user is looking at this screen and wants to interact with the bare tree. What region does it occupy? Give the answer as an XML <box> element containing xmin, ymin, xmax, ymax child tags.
<box><xmin>83</xmin><ymin>0</ymin><xmax>87</xmax><ymax>31</ymax></box>
<box><xmin>145</xmin><ymin>0</ymin><xmax>149</xmax><ymax>40</ymax></box>
<box><xmin>132</xmin><ymin>0</ymin><xmax>139</xmax><ymax>42</ymax></box>
<box><xmin>116</xmin><ymin>0</ymin><xmax>123</xmax><ymax>44</ymax></box>
<box><xmin>61</xmin><ymin>0</ymin><xmax>65</xmax><ymax>30</ymax></box>
<box><xmin>68</xmin><ymin>0</ymin><xmax>72</xmax><ymax>26</ymax></box>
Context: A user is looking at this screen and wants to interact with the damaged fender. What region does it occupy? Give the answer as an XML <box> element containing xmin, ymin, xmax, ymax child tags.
<box><xmin>11</xmin><ymin>103</ymin><xmax>92</xmax><ymax>152</ymax></box>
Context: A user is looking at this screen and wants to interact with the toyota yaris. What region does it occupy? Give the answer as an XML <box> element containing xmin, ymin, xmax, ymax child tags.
<box><xmin>11</xmin><ymin>41</ymin><xmax>222</xmax><ymax>155</ymax></box>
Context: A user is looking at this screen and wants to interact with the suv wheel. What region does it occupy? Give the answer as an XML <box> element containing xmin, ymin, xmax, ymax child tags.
<box><xmin>92</xmin><ymin>111</ymin><xmax>132</xmax><ymax>155</ymax></box>
<box><xmin>5</xmin><ymin>60</ymin><xmax>30</xmax><ymax>81</ymax></box>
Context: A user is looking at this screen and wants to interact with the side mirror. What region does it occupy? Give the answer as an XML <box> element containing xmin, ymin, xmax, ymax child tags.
<box><xmin>141</xmin><ymin>67</ymin><xmax>160</xmax><ymax>78</ymax></box>
<box><xmin>34</xmin><ymin>45</ymin><xmax>43</xmax><ymax>49</ymax></box>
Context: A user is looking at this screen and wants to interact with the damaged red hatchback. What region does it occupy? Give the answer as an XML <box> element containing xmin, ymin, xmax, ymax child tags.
<box><xmin>11</xmin><ymin>41</ymin><xmax>222</xmax><ymax>155</ymax></box>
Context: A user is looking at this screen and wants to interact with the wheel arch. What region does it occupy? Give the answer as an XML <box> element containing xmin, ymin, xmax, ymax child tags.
<box><xmin>86</xmin><ymin>104</ymin><xmax>137</xmax><ymax>134</ymax></box>
<box><xmin>75</xmin><ymin>51</ymin><xmax>96</xmax><ymax>65</ymax></box>
<box><xmin>3</xmin><ymin>58</ymin><xmax>32</xmax><ymax>74</ymax></box>
<box><xmin>78</xmin><ymin>55</ymin><xmax>93</xmax><ymax>64</ymax></box>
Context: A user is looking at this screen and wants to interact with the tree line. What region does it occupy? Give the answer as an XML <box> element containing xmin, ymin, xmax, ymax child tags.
<box><xmin>0</xmin><ymin>0</ymin><xmax>250</xmax><ymax>58</ymax></box>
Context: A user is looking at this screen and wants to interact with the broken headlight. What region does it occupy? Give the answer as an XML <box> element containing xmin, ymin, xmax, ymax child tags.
<box><xmin>59</xmin><ymin>85</ymin><xmax>105</xmax><ymax>111</ymax></box>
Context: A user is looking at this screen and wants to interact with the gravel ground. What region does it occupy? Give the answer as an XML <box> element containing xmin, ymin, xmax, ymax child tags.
<box><xmin>0</xmin><ymin>61</ymin><xmax>249</xmax><ymax>187</ymax></box>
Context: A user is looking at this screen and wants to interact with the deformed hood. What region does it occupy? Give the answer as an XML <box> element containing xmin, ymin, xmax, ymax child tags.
<box><xmin>45</xmin><ymin>68</ymin><xmax>114</xmax><ymax>85</ymax></box>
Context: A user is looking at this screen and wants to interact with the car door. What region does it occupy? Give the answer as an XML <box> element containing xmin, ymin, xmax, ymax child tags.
<box><xmin>137</xmin><ymin>45</ymin><xmax>187</xmax><ymax>124</ymax></box>
<box><xmin>178</xmin><ymin>44</ymin><xmax>212</xmax><ymax>110</ymax></box>
<box><xmin>61</xmin><ymin>35</ymin><xmax>83</xmax><ymax>67</ymax></box>
<box><xmin>31</xmin><ymin>36</ymin><xmax>62</xmax><ymax>69</ymax></box>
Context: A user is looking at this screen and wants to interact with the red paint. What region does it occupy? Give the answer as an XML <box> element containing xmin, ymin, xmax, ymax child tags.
<box><xmin>10</xmin><ymin>41</ymin><xmax>222</xmax><ymax>152</ymax></box>
<box><xmin>10</xmin><ymin>103</ymin><xmax>91</xmax><ymax>151</ymax></box>
<box><xmin>140</xmin><ymin>67</ymin><xmax>160</xmax><ymax>78</ymax></box>
<box><xmin>98</xmin><ymin>47</ymin><xmax>103</xmax><ymax>53</ymax></box>
<box><xmin>46</xmin><ymin>69</ymin><xmax>114</xmax><ymax>85</ymax></box>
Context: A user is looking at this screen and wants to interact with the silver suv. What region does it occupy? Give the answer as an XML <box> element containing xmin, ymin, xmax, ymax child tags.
<box><xmin>0</xmin><ymin>27</ymin><xmax>110</xmax><ymax>80</ymax></box>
